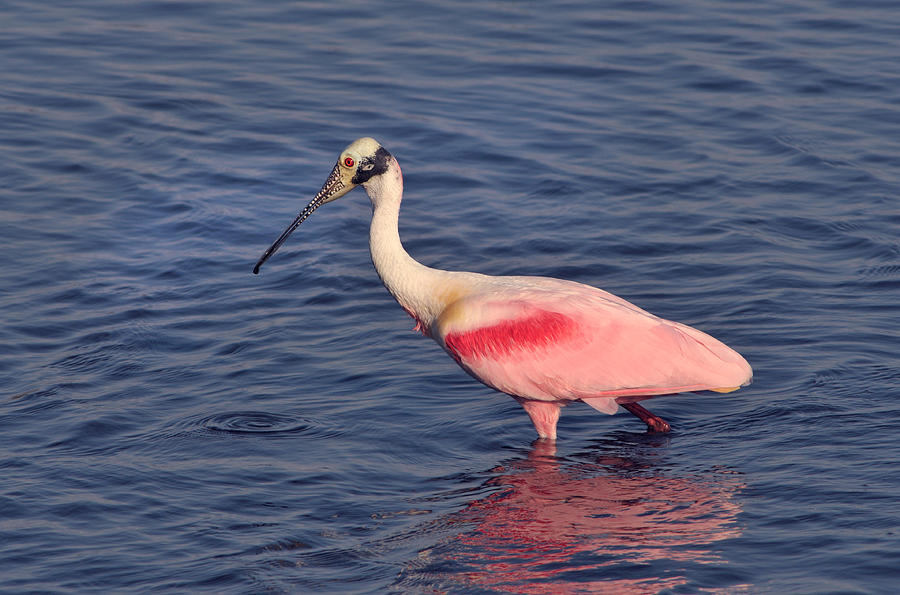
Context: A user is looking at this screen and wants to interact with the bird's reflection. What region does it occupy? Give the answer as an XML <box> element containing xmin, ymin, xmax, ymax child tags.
<box><xmin>404</xmin><ymin>438</ymin><xmax>745</xmax><ymax>593</ymax></box>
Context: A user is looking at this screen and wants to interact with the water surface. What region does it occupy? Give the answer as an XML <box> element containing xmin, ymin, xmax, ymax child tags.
<box><xmin>2</xmin><ymin>1</ymin><xmax>899</xmax><ymax>592</ymax></box>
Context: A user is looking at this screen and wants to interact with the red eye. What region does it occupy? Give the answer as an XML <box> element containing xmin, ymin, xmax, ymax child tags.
<box><xmin>343</xmin><ymin>157</ymin><xmax>355</xmax><ymax>168</ymax></box>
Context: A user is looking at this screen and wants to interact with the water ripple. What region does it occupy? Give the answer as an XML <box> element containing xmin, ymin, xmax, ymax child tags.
<box><xmin>197</xmin><ymin>411</ymin><xmax>320</xmax><ymax>437</ymax></box>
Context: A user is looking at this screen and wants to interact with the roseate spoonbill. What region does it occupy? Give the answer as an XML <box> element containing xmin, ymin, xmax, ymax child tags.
<box><xmin>253</xmin><ymin>138</ymin><xmax>752</xmax><ymax>439</ymax></box>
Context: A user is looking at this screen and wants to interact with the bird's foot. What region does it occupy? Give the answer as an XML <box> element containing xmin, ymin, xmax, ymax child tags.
<box><xmin>644</xmin><ymin>416</ymin><xmax>671</xmax><ymax>433</ymax></box>
<box><xmin>621</xmin><ymin>402</ymin><xmax>671</xmax><ymax>433</ymax></box>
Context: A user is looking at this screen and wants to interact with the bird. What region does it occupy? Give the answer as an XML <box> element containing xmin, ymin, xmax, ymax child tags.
<box><xmin>253</xmin><ymin>137</ymin><xmax>752</xmax><ymax>440</ymax></box>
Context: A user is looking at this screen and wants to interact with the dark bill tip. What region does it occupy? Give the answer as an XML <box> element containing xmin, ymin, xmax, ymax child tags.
<box><xmin>251</xmin><ymin>194</ymin><xmax>328</xmax><ymax>275</ymax></box>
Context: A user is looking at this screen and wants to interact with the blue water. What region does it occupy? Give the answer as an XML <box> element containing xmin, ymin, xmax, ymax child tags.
<box><xmin>2</xmin><ymin>0</ymin><xmax>899</xmax><ymax>592</ymax></box>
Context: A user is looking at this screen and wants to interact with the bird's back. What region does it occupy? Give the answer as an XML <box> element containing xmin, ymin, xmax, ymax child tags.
<box><xmin>432</xmin><ymin>275</ymin><xmax>752</xmax><ymax>408</ymax></box>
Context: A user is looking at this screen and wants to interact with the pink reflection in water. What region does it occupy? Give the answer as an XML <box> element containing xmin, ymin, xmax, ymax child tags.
<box><xmin>429</xmin><ymin>441</ymin><xmax>745</xmax><ymax>593</ymax></box>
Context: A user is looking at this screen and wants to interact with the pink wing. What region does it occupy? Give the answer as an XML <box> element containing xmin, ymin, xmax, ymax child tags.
<box><xmin>435</xmin><ymin>278</ymin><xmax>751</xmax><ymax>412</ymax></box>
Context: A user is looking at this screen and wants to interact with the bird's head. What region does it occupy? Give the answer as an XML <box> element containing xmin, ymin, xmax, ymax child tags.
<box><xmin>253</xmin><ymin>137</ymin><xmax>392</xmax><ymax>274</ymax></box>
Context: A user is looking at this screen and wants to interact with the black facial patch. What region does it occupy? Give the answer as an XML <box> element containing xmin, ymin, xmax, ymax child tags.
<box><xmin>352</xmin><ymin>146</ymin><xmax>392</xmax><ymax>184</ymax></box>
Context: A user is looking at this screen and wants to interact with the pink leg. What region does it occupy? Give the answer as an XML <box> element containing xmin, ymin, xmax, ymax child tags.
<box><xmin>621</xmin><ymin>402</ymin><xmax>671</xmax><ymax>432</ymax></box>
<box><xmin>516</xmin><ymin>399</ymin><xmax>561</xmax><ymax>440</ymax></box>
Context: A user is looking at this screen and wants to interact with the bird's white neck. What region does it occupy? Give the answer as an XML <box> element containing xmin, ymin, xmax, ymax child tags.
<box><xmin>364</xmin><ymin>158</ymin><xmax>459</xmax><ymax>333</ymax></box>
